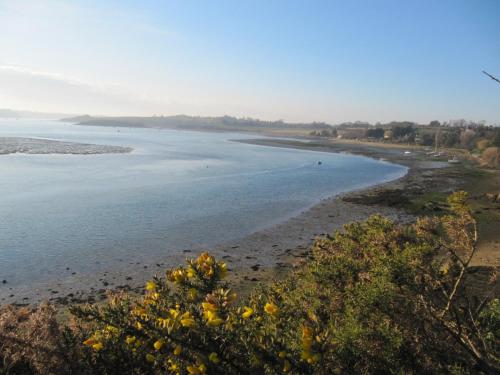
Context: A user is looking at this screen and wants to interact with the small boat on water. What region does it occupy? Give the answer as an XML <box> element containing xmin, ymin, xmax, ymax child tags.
<box><xmin>448</xmin><ymin>157</ymin><xmax>460</xmax><ymax>164</ymax></box>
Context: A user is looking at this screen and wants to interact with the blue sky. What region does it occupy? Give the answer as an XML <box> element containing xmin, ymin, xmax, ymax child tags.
<box><xmin>0</xmin><ymin>0</ymin><xmax>499</xmax><ymax>123</ymax></box>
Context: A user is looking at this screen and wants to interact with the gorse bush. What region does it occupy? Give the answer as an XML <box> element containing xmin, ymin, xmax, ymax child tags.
<box><xmin>0</xmin><ymin>192</ymin><xmax>498</xmax><ymax>374</ymax></box>
<box><xmin>0</xmin><ymin>303</ymin><xmax>87</xmax><ymax>374</ymax></box>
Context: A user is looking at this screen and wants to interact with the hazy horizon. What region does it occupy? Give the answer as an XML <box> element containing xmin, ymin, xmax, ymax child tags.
<box><xmin>1</xmin><ymin>0</ymin><xmax>499</xmax><ymax>124</ymax></box>
<box><xmin>2</xmin><ymin>107</ymin><xmax>500</xmax><ymax>127</ymax></box>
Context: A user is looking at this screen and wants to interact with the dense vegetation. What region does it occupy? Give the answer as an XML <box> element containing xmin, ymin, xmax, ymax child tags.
<box><xmin>0</xmin><ymin>192</ymin><xmax>498</xmax><ymax>374</ymax></box>
<box><xmin>311</xmin><ymin>121</ymin><xmax>500</xmax><ymax>168</ymax></box>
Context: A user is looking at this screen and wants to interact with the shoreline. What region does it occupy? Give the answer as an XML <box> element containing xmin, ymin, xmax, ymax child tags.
<box><xmin>1</xmin><ymin>137</ymin><xmax>454</xmax><ymax>306</ymax></box>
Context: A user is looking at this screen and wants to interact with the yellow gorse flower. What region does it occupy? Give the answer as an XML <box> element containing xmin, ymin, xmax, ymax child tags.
<box><xmin>105</xmin><ymin>325</ymin><xmax>118</xmax><ymax>333</ymax></box>
<box><xmin>188</xmin><ymin>287</ymin><xmax>198</xmax><ymax>300</ymax></box>
<box><xmin>208</xmin><ymin>352</ymin><xmax>220</xmax><ymax>364</ymax></box>
<box><xmin>302</xmin><ymin>326</ymin><xmax>313</xmax><ymax>349</ymax></box>
<box><xmin>203</xmin><ymin>309</ymin><xmax>215</xmax><ymax>320</ymax></box>
<box><xmin>283</xmin><ymin>360</ymin><xmax>291</xmax><ymax>373</ymax></box>
<box><xmin>301</xmin><ymin>352</ymin><xmax>320</xmax><ymax>364</ymax></box>
<box><xmin>169</xmin><ymin>269</ymin><xmax>185</xmax><ymax>283</ymax></box>
<box><xmin>203</xmin><ymin>309</ymin><xmax>223</xmax><ymax>326</ymax></box>
<box><xmin>228</xmin><ymin>291</ymin><xmax>237</xmax><ymax>302</ymax></box>
<box><xmin>206</xmin><ymin>316</ymin><xmax>224</xmax><ymax>327</ymax></box>
<box><xmin>300</xmin><ymin>325</ymin><xmax>320</xmax><ymax>363</ymax></box>
<box><xmin>187</xmin><ymin>364</ymin><xmax>207</xmax><ymax>375</ymax></box>
<box><xmin>250</xmin><ymin>355</ymin><xmax>262</xmax><ymax>367</ymax></box>
<box><xmin>196</xmin><ymin>252</ymin><xmax>214</xmax><ymax>266</ymax></box>
<box><xmin>131</xmin><ymin>307</ymin><xmax>148</xmax><ymax>321</ymax></box>
<box><xmin>156</xmin><ymin>317</ymin><xmax>171</xmax><ymax>329</ymax></box>
<box><xmin>193</xmin><ymin>252</ymin><xmax>221</xmax><ymax>278</ymax></box>
<box><xmin>170</xmin><ymin>308</ymin><xmax>180</xmax><ymax>319</ymax></box>
<box><xmin>145</xmin><ymin>280</ymin><xmax>156</xmax><ymax>291</ymax></box>
<box><xmin>219</xmin><ymin>262</ymin><xmax>228</xmax><ymax>278</ymax></box>
<box><xmin>264</xmin><ymin>302</ymin><xmax>279</xmax><ymax>316</ymax></box>
<box><xmin>125</xmin><ymin>335</ymin><xmax>136</xmax><ymax>344</ymax></box>
<box><xmin>83</xmin><ymin>338</ymin><xmax>95</xmax><ymax>346</ymax></box>
<box><xmin>153</xmin><ymin>340</ymin><xmax>164</xmax><ymax>350</ymax></box>
<box><xmin>242</xmin><ymin>306</ymin><xmax>254</xmax><ymax>319</ymax></box>
<box><xmin>180</xmin><ymin>311</ymin><xmax>196</xmax><ymax>328</ymax></box>
<box><xmin>167</xmin><ymin>358</ymin><xmax>180</xmax><ymax>372</ymax></box>
<box><xmin>202</xmin><ymin>302</ymin><xmax>217</xmax><ymax>312</ymax></box>
<box><xmin>201</xmin><ymin>300</ymin><xmax>224</xmax><ymax>326</ymax></box>
<box><xmin>186</xmin><ymin>266</ymin><xmax>196</xmax><ymax>278</ymax></box>
<box><xmin>173</xmin><ymin>345</ymin><xmax>182</xmax><ymax>356</ymax></box>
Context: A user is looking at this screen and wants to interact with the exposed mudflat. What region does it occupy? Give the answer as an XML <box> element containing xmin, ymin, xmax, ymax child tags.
<box><xmin>0</xmin><ymin>137</ymin><xmax>132</xmax><ymax>155</ymax></box>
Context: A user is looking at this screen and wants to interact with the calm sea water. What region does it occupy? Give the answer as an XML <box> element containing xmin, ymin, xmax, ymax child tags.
<box><xmin>0</xmin><ymin>119</ymin><xmax>406</xmax><ymax>290</ymax></box>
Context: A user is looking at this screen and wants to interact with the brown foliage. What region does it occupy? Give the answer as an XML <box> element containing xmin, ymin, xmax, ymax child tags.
<box><xmin>481</xmin><ymin>147</ymin><xmax>500</xmax><ymax>168</ymax></box>
<box><xmin>0</xmin><ymin>303</ymin><xmax>83</xmax><ymax>374</ymax></box>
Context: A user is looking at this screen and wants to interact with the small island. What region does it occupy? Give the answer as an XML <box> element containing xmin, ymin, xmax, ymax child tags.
<box><xmin>0</xmin><ymin>137</ymin><xmax>132</xmax><ymax>155</ymax></box>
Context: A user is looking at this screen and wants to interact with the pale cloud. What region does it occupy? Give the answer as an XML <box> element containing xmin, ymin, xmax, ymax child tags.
<box><xmin>0</xmin><ymin>63</ymin><xmax>177</xmax><ymax>115</ymax></box>
<box><xmin>0</xmin><ymin>64</ymin><xmax>96</xmax><ymax>88</ymax></box>
<box><xmin>0</xmin><ymin>1</ymin><xmax>186</xmax><ymax>116</ymax></box>
<box><xmin>0</xmin><ymin>62</ymin><xmax>400</xmax><ymax>122</ymax></box>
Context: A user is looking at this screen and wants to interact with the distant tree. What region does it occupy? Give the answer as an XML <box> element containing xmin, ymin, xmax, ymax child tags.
<box><xmin>493</xmin><ymin>129</ymin><xmax>500</xmax><ymax>147</ymax></box>
<box><xmin>450</xmin><ymin>119</ymin><xmax>468</xmax><ymax>128</ymax></box>
<box><xmin>460</xmin><ymin>129</ymin><xmax>477</xmax><ymax>149</ymax></box>
<box><xmin>429</xmin><ymin>120</ymin><xmax>441</xmax><ymax>127</ymax></box>
<box><xmin>441</xmin><ymin>130</ymin><xmax>461</xmax><ymax>147</ymax></box>
<box><xmin>392</xmin><ymin>125</ymin><xmax>415</xmax><ymax>140</ymax></box>
<box><xmin>421</xmin><ymin>133</ymin><xmax>435</xmax><ymax>146</ymax></box>
<box><xmin>365</xmin><ymin>127</ymin><xmax>384</xmax><ymax>139</ymax></box>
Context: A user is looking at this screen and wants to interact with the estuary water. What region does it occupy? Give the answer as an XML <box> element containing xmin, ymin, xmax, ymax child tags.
<box><xmin>0</xmin><ymin>119</ymin><xmax>406</xmax><ymax>292</ymax></box>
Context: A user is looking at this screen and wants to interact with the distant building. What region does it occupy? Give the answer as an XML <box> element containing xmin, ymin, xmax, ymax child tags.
<box><xmin>384</xmin><ymin>130</ymin><xmax>393</xmax><ymax>140</ymax></box>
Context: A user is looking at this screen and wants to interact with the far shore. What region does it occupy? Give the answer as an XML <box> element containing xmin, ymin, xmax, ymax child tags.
<box><xmin>2</xmin><ymin>133</ymin><xmax>497</xmax><ymax>306</ymax></box>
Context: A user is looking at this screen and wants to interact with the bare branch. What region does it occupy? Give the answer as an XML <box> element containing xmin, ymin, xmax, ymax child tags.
<box><xmin>482</xmin><ymin>70</ymin><xmax>500</xmax><ymax>84</ymax></box>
